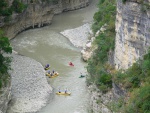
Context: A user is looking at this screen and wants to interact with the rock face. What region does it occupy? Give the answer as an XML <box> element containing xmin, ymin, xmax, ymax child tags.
<box><xmin>61</xmin><ymin>0</ymin><xmax>89</xmax><ymax>11</ymax></box>
<box><xmin>1</xmin><ymin>0</ymin><xmax>89</xmax><ymax>39</ymax></box>
<box><xmin>81</xmin><ymin>41</ymin><xmax>93</xmax><ymax>61</ymax></box>
<box><xmin>114</xmin><ymin>0</ymin><xmax>150</xmax><ymax>69</ymax></box>
<box><xmin>0</xmin><ymin>78</ymin><xmax>11</xmax><ymax>113</ymax></box>
<box><xmin>88</xmin><ymin>85</ymin><xmax>113</xmax><ymax>113</ymax></box>
<box><xmin>1</xmin><ymin>2</ymin><xmax>55</xmax><ymax>39</ymax></box>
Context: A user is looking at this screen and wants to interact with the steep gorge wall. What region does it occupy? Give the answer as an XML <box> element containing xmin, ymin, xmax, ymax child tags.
<box><xmin>61</xmin><ymin>0</ymin><xmax>89</xmax><ymax>11</ymax></box>
<box><xmin>0</xmin><ymin>0</ymin><xmax>89</xmax><ymax>39</ymax></box>
<box><xmin>1</xmin><ymin>2</ymin><xmax>54</xmax><ymax>39</ymax></box>
<box><xmin>114</xmin><ymin>0</ymin><xmax>150</xmax><ymax>69</ymax></box>
<box><xmin>0</xmin><ymin>78</ymin><xmax>11</xmax><ymax>113</ymax></box>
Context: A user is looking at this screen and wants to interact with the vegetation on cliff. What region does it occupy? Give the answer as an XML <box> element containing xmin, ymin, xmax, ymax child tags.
<box><xmin>103</xmin><ymin>36</ymin><xmax>150</xmax><ymax>113</ymax></box>
<box><xmin>87</xmin><ymin>0</ymin><xmax>116</xmax><ymax>93</ymax></box>
<box><xmin>0</xmin><ymin>0</ymin><xmax>27</xmax><ymax>22</ymax></box>
<box><xmin>41</xmin><ymin>0</ymin><xmax>59</xmax><ymax>4</ymax></box>
<box><xmin>0</xmin><ymin>29</ymin><xmax>12</xmax><ymax>89</ymax></box>
<box><xmin>112</xmin><ymin>49</ymin><xmax>150</xmax><ymax>113</ymax></box>
<box><xmin>87</xmin><ymin>0</ymin><xmax>150</xmax><ymax>112</ymax></box>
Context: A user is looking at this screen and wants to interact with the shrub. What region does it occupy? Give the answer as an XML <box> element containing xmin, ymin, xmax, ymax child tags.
<box><xmin>1</xmin><ymin>8</ymin><xmax>12</xmax><ymax>16</ymax></box>
<box><xmin>0</xmin><ymin>79</ymin><xmax>2</xmax><ymax>89</ymax></box>
<box><xmin>97</xmin><ymin>73</ymin><xmax>112</xmax><ymax>88</ymax></box>
<box><xmin>0</xmin><ymin>29</ymin><xmax>12</xmax><ymax>89</ymax></box>
<box><xmin>98</xmin><ymin>84</ymin><xmax>108</xmax><ymax>93</ymax></box>
<box><xmin>30</xmin><ymin>0</ymin><xmax>33</xmax><ymax>3</ymax></box>
<box><xmin>12</xmin><ymin>0</ymin><xmax>27</xmax><ymax>13</ymax></box>
<box><xmin>122</xmin><ymin>0</ymin><xmax>127</xmax><ymax>4</ymax></box>
<box><xmin>126</xmin><ymin>85</ymin><xmax>150</xmax><ymax>113</ymax></box>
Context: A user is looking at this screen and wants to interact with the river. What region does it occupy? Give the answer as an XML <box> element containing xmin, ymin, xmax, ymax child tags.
<box><xmin>10</xmin><ymin>0</ymin><xmax>98</xmax><ymax>113</ymax></box>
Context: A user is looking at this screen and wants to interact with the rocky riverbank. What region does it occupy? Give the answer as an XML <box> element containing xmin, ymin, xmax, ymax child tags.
<box><xmin>88</xmin><ymin>85</ymin><xmax>113</xmax><ymax>113</ymax></box>
<box><xmin>60</xmin><ymin>22</ymin><xmax>107</xmax><ymax>62</ymax></box>
<box><xmin>60</xmin><ymin>23</ymin><xmax>94</xmax><ymax>61</ymax></box>
<box><xmin>7</xmin><ymin>52</ymin><xmax>52</xmax><ymax>113</ymax></box>
<box><xmin>60</xmin><ymin>23</ymin><xmax>93</xmax><ymax>48</ymax></box>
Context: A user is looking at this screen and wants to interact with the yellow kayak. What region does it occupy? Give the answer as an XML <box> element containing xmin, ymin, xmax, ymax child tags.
<box><xmin>46</xmin><ymin>73</ymin><xmax>50</xmax><ymax>76</ymax></box>
<box><xmin>46</xmin><ymin>72</ymin><xmax>59</xmax><ymax>78</ymax></box>
<box><xmin>44</xmin><ymin>67</ymin><xmax>50</xmax><ymax>70</ymax></box>
<box><xmin>56</xmin><ymin>92</ymin><xmax>71</xmax><ymax>96</ymax></box>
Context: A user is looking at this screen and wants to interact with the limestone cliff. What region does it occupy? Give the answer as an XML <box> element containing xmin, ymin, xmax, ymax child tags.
<box><xmin>0</xmin><ymin>0</ymin><xmax>89</xmax><ymax>39</ymax></box>
<box><xmin>1</xmin><ymin>2</ymin><xmax>54</xmax><ymax>39</ymax></box>
<box><xmin>114</xmin><ymin>0</ymin><xmax>150</xmax><ymax>69</ymax></box>
<box><xmin>61</xmin><ymin>0</ymin><xmax>89</xmax><ymax>11</ymax></box>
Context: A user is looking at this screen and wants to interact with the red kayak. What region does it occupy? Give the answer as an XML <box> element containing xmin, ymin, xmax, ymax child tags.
<box><xmin>69</xmin><ymin>62</ymin><xmax>74</xmax><ymax>66</ymax></box>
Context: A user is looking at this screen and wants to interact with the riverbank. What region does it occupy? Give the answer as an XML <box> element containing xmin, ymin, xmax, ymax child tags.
<box><xmin>7</xmin><ymin>52</ymin><xmax>52</xmax><ymax>113</ymax></box>
<box><xmin>60</xmin><ymin>23</ymin><xmax>93</xmax><ymax>48</ymax></box>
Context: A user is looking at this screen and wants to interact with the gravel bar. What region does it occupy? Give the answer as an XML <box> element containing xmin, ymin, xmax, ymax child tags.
<box><xmin>7</xmin><ymin>52</ymin><xmax>52</xmax><ymax>113</ymax></box>
<box><xmin>60</xmin><ymin>23</ymin><xmax>92</xmax><ymax>48</ymax></box>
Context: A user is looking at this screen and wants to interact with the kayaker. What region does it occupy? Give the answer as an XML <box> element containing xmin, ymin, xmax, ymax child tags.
<box><xmin>52</xmin><ymin>70</ymin><xmax>55</xmax><ymax>74</ymax></box>
<box><xmin>58</xmin><ymin>89</ymin><xmax>61</xmax><ymax>93</ymax></box>
<box><xmin>48</xmin><ymin>70</ymin><xmax>50</xmax><ymax>74</ymax></box>
<box><xmin>45</xmin><ymin>64</ymin><xmax>50</xmax><ymax>68</ymax></box>
<box><xmin>65</xmin><ymin>89</ymin><xmax>67</xmax><ymax>93</ymax></box>
<box><xmin>69</xmin><ymin>62</ymin><xmax>74</xmax><ymax>66</ymax></box>
<box><xmin>50</xmin><ymin>73</ymin><xmax>53</xmax><ymax>76</ymax></box>
<box><xmin>80</xmin><ymin>72</ymin><xmax>83</xmax><ymax>77</ymax></box>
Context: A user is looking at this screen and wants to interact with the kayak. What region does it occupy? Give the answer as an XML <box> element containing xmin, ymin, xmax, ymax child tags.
<box><xmin>79</xmin><ymin>75</ymin><xmax>85</xmax><ymax>78</ymax></box>
<box><xmin>69</xmin><ymin>64</ymin><xmax>74</xmax><ymax>66</ymax></box>
<box><xmin>46</xmin><ymin>72</ymin><xmax>59</xmax><ymax>78</ymax></box>
<box><xmin>56</xmin><ymin>92</ymin><xmax>71</xmax><ymax>96</ymax></box>
<box><xmin>49</xmin><ymin>73</ymin><xmax>59</xmax><ymax>78</ymax></box>
<box><xmin>69</xmin><ymin>62</ymin><xmax>74</xmax><ymax>66</ymax></box>
<box><xmin>44</xmin><ymin>67</ymin><xmax>50</xmax><ymax>70</ymax></box>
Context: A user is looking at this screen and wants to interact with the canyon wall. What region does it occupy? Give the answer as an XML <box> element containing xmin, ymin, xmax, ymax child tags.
<box><xmin>0</xmin><ymin>0</ymin><xmax>89</xmax><ymax>39</ymax></box>
<box><xmin>114</xmin><ymin>0</ymin><xmax>150</xmax><ymax>69</ymax></box>
<box><xmin>1</xmin><ymin>2</ymin><xmax>54</xmax><ymax>39</ymax></box>
<box><xmin>61</xmin><ymin>0</ymin><xmax>89</xmax><ymax>11</ymax></box>
<box><xmin>0</xmin><ymin>78</ymin><xmax>11</xmax><ymax>113</ymax></box>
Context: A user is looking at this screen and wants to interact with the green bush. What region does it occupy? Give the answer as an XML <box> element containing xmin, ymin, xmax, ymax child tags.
<box><xmin>126</xmin><ymin>85</ymin><xmax>150</xmax><ymax>113</ymax></box>
<box><xmin>30</xmin><ymin>0</ymin><xmax>33</xmax><ymax>3</ymax></box>
<box><xmin>122</xmin><ymin>0</ymin><xmax>127</xmax><ymax>4</ymax></box>
<box><xmin>0</xmin><ymin>0</ymin><xmax>27</xmax><ymax>23</ymax></box>
<box><xmin>0</xmin><ymin>0</ymin><xmax>7</xmax><ymax>7</ymax></box>
<box><xmin>92</xmin><ymin>0</ymin><xmax>116</xmax><ymax>33</ymax></box>
<box><xmin>1</xmin><ymin>8</ymin><xmax>12</xmax><ymax>16</ymax></box>
<box><xmin>0</xmin><ymin>29</ymin><xmax>12</xmax><ymax>89</ymax></box>
<box><xmin>98</xmin><ymin>84</ymin><xmax>108</xmax><ymax>93</ymax></box>
<box><xmin>97</xmin><ymin>73</ymin><xmax>112</xmax><ymax>88</ymax></box>
<box><xmin>129</xmin><ymin>76</ymin><xmax>140</xmax><ymax>88</ymax></box>
<box><xmin>12</xmin><ymin>0</ymin><xmax>27</xmax><ymax>13</ymax></box>
<box><xmin>0</xmin><ymin>79</ymin><xmax>2</xmax><ymax>89</ymax></box>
